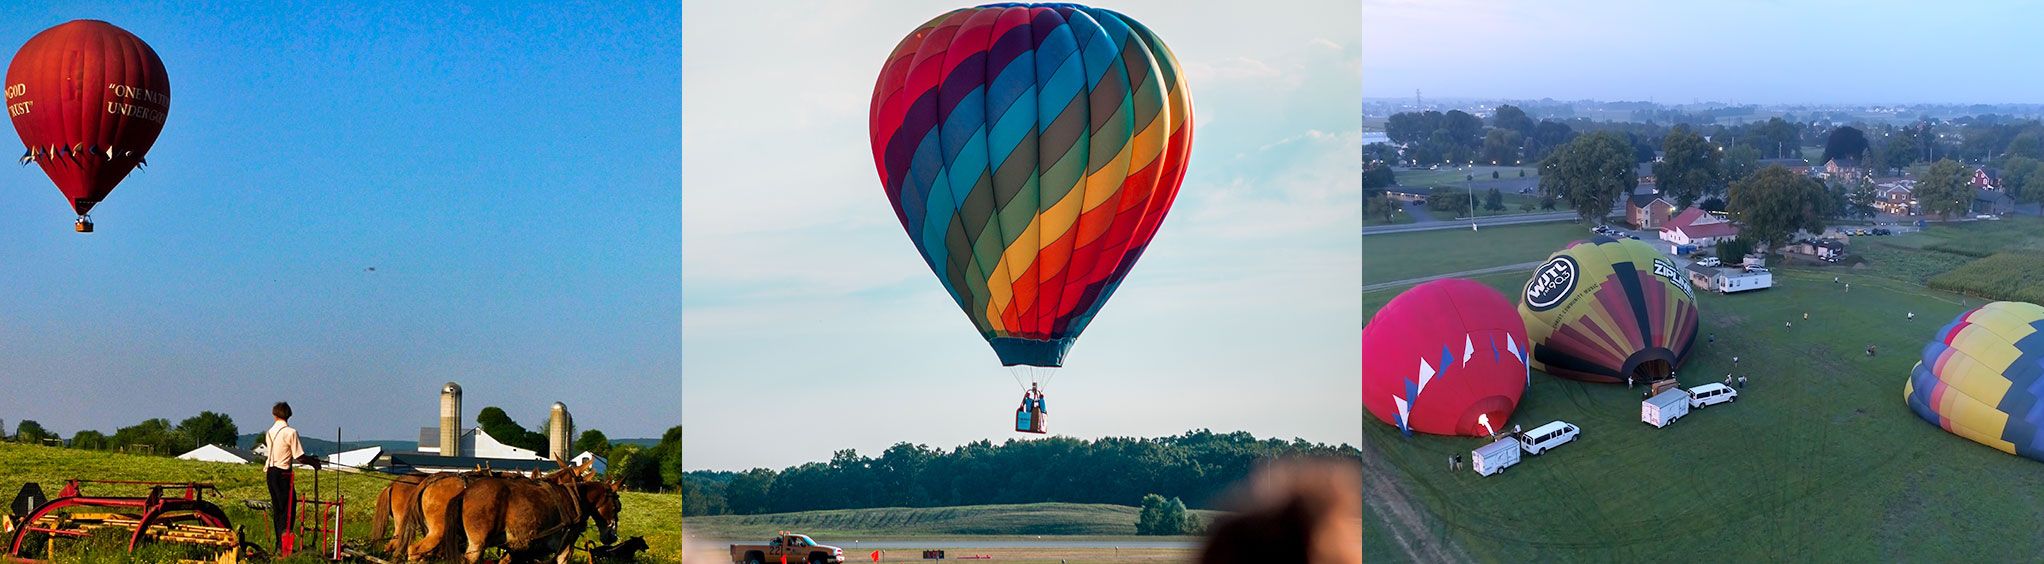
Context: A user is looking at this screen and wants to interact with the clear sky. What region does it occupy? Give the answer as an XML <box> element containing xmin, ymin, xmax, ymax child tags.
<box><xmin>0</xmin><ymin>3</ymin><xmax>680</xmax><ymax>441</ymax></box>
<box><xmin>682</xmin><ymin>0</ymin><xmax>1363</xmax><ymax>471</ymax></box>
<box><xmin>1365</xmin><ymin>0</ymin><xmax>2044</xmax><ymax>104</ymax></box>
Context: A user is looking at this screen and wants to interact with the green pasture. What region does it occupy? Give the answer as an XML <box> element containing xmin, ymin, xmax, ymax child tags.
<box><xmin>1363</xmin><ymin>217</ymin><xmax>2044</xmax><ymax>561</ymax></box>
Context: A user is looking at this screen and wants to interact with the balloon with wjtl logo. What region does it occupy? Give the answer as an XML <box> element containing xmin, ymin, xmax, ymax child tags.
<box><xmin>1518</xmin><ymin>236</ymin><xmax>1700</xmax><ymax>383</ymax></box>
<box><xmin>868</xmin><ymin>3</ymin><xmax>1192</xmax><ymax>433</ymax></box>
<box><xmin>6</xmin><ymin>20</ymin><xmax>171</xmax><ymax>233</ymax></box>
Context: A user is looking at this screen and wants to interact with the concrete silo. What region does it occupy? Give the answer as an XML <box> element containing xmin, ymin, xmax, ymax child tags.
<box><xmin>547</xmin><ymin>402</ymin><xmax>573</xmax><ymax>462</ymax></box>
<box><xmin>440</xmin><ymin>382</ymin><xmax>463</xmax><ymax>456</ymax></box>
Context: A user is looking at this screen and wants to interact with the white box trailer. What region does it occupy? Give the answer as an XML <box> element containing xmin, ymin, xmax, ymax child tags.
<box><xmin>1643</xmin><ymin>388</ymin><xmax>1691</xmax><ymax>428</ymax></box>
<box><xmin>1471</xmin><ymin>437</ymin><xmax>1522</xmax><ymax>477</ymax></box>
<box><xmin>1715</xmin><ymin>270</ymin><xmax>1773</xmax><ymax>293</ymax></box>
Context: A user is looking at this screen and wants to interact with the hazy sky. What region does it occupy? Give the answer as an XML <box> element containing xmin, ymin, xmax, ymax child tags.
<box><xmin>683</xmin><ymin>0</ymin><xmax>1362</xmax><ymax>471</ymax></box>
<box><xmin>0</xmin><ymin>3</ymin><xmax>680</xmax><ymax>440</ymax></box>
<box><xmin>1365</xmin><ymin>0</ymin><xmax>2044</xmax><ymax>104</ymax></box>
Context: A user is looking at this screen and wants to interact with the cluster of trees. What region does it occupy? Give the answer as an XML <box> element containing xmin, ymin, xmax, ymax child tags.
<box><xmin>1136</xmin><ymin>494</ymin><xmax>1200</xmax><ymax>535</ymax></box>
<box><xmin>2</xmin><ymin>412</ymin><xmax>240</xmax><ymax>455</ymax></box>
<box><xmin>1381</xmin><ymin>105</ymin><xmax>1576</xmax><ymax>166</ymax></box>
<box><xmin>680</xmin><ymin>430</ymin><xmax>1359</xmax><ymax>517</ymax></box>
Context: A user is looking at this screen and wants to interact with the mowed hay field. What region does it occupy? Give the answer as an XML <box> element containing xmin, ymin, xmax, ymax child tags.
<box><xmin>0</xmin><ymin>444</ymin><xmax>682</xmax><ymax>562</ymax></box>
<box><xmin>682</xmin><ymin>502</ymin><xmax>1217</xmax><ymax>538</ymax></box>
<box><xmin>1364</xmin><ymin>219</ymin><xmax>2044</xmax><ymax>561</ymax></box>
<box><xmin>1362</xmin><ymin>221</ymin><xmax>1590</xmax><ymax>286</ymax></box>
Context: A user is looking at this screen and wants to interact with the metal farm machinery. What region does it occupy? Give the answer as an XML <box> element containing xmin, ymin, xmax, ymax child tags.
<box><xmin>1</xmin><ymin>479</ymin><xmax>255</xmax><ymax>563</ymax></box>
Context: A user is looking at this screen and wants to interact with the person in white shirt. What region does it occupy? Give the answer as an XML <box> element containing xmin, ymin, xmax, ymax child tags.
<box><xmin>263</xmin><ymin>402</ymin><xmax>320</xmax><ymax>551</ymax></box>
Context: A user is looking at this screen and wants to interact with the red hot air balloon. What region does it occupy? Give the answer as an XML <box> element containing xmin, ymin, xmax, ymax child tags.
<box><xmin>1363</xmin><ymin>279</ymin><xmax>1530</xmax><ymax>437</ymax></box>
<box><xmin>6</xmin><ymin>20</ymin><xmax>171</xmax><ymax>232</ymax></box>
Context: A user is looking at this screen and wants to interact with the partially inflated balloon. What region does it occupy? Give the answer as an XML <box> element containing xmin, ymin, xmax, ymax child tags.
<box><xmin>869</xmin><ymin>3</ymin><xmax>1192</xmax><ymax>367</ymax></box>
<box><xmin>1906</xmin><ymin>301</ymin><xmax>2044</xmax><ymax>463</ymax></box>
<box><xmin>1363</xmin><ymin>279</ymin><xmax>1529</xmax><ymax>437</ymax></box>
<box><xmin>1518</xmin><ymin>237</ymin><xmax>1700</xmax><ymax>383</ymax></box>
<box><xmin>7</xmin><ymin>20</ymin><xmax>170</xmax><ymax>222</ymax></box>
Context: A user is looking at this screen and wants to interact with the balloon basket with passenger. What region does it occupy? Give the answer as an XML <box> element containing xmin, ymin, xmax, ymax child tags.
<box><xmin>1</xmin><ymin>479</ymin><xmax>260</xmax><ymax>563</ymax></box>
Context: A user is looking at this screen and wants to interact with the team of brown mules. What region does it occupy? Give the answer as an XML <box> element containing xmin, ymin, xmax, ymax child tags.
<box><xmin>369</xmin><ymin>458</ymin><xmax>623</xmax><ymax>563</ymax></box>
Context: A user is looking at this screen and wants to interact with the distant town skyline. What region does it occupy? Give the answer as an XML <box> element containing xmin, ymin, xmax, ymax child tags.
<box><xmin>1365</xmin><ymin>0</ymin><xmax>2044</xmax><ymax>105</ymax></box>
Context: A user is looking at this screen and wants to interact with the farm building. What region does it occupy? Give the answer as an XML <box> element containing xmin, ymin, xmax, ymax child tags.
<box><xmin>176</xmin><ymin>444</ymin><xmax>261</xmax><ymax>465</ymax></box>
<box><xmin>1974</xmin><ymin>187</ymin><xmax>2014</xmax><ymax>215</ymax></box>
<box><xmin>570</xmin><ymin>451</ymin><xmax>611</xmax><ymax>474</ymax></box>
<box><xmin>1786</xmin><ymin>239</ymin><xmax>1847</xmax><ymax>260</ymax></box>
<box><xmin>1628</xmin><ymin>191</ymin><xmax>1676</xmax><ymax>229</ymax></box>
<box><xmin>1714</xmin><ymin>269</ymin><xmax>1773</xmax><ymax>293</ymax></box>
<box><xmin>357</xmin><ymin>382</ymin><xmax>605</xmax><ymax>475</ymax></box>
<box><xmin>1660</xmin><ymin>208</ymin><xmax>1740</xmax><ymax>246</ymax></box>
<box><xmin>1686</xmin><ymin>263</ymin><xmax>1719</xmax><ymax>291</ymax></box>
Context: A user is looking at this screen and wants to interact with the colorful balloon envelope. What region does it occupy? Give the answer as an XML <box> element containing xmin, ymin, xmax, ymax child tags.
<box><xmin>1906</xmin><ymin>301</ymin><xmax>2044</xmax><ymax>463</ymax></box>
<box><xmin>6</xmin><ymin>20</ymin><xmax>171</xmax><ymax>230</ymax></box>
<box><xmin>1518</xmin><ymin>237</ymin><xmax>1700</xmax><ymax>383</ymax></box>
<box><xmin>1362</xmin><ymin>279</ymin><xmax>1529</xmax><ymax>437</ymax></box>
<box><xmin>868</xmin><ymin>3</ymin><xmax>1192</xmax><ymax>367</ymax></box>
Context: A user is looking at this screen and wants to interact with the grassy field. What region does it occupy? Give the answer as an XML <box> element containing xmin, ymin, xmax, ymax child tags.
<box><xmin>0</xmin><ymin>443</ymin><xmax>681</xmax><ymax>562</ymax></box>
<box><xmin>681</xmin><ymin>502</ymin><xmax>1217</xmax><ymax>539</ymax></box>
<box><xmin>1362</xmin><ymin>221</ymin><xmax>1588</xmax><ymax>287</ymax></box>
<box><xmin>1363</xmin><ymin>218</ymin><xmax>2044</xmax><ymax>561</ymax></box>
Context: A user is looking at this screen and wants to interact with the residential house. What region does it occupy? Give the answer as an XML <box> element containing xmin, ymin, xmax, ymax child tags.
<box><xmin>1823</xmin><ymin>157</ymin><xmax>1866</xmax><ymax>184</ymax></box>
<box><xmin>1875</xmin><ymin>180</ymin><xmax>1915</xmax><ymax>214</ymax></box>
<box><xmin>1659</xmin><ymin>207</ymin><xmax>1740</xmax><ymax>247</ymax></box>
<box><xmin>1628</xmin><ymin>191</ymin><xmax>1676</xmax><ymax>229</ymax></box>
<box><xmin>1973</xmin><ymin>167</ymin><xmax>2000</xmax><ymax>189</ymax></box>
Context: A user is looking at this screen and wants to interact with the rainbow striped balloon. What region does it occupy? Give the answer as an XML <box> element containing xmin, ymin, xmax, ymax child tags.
<box><xmin>869</xmin><ymin>3</ymin><xmax>1193</xmax><ymax>367</ymax></box>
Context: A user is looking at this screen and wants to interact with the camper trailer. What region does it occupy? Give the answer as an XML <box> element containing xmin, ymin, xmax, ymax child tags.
<box><xmin>1471</xmin><ymin>436</ymin><xmax>1522</xmax><ymax>477</ymax></box>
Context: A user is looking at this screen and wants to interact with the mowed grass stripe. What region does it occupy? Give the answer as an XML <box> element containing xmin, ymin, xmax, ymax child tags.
<box><xmin>1363</xmin><ymin>221</ymin><xmax>1590</xmax><ymax>287</ymax></box>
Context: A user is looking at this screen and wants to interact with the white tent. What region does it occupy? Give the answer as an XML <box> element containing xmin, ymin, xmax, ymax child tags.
<box><xmin>176</xmin><ymin>444</ymin><xmax>260</xmax><ymax>465</ymax></box>
<box><xmin>326</xmin><ymin>446</ymin><xmax>383</xmax><ymax>471</ymax></box>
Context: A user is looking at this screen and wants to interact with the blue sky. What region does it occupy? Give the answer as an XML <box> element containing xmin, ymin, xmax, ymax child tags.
<box><xmin>0</xmin><ymin>2</ymin><xmax>680</xmax><ymax>441</ymax></box>
<box><xmin>682</xmin><ymin>0</ymin><xmax>1363</xmax><ymax>471</ymax></box>
<box><xmin>1365</xmin><ymin>0</ymin><xmax>2044</xmax><ymax>104</ymax></box>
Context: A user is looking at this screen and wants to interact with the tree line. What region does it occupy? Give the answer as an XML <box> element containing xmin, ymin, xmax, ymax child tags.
<box><xmin>680</xmin><ymin>430</ymin><xmax>1359</xmax><ymax>516</ymax></box>
<box><xmin>2</xmin><ymin>413</ymin><xmax>238</xmax><ymax>456</ymax></box>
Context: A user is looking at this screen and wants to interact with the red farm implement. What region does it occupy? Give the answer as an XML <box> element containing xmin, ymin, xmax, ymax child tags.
<box><xmin>1</xmin><ymin>480</ymin><xmax>252</xmax><ymax>563</ymax></box>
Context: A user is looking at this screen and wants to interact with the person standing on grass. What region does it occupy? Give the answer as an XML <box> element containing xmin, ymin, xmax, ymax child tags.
<box><xmin>262</xmin><ymin>402</ymin><xmax>321</xmax><ymax>552</ymax></box>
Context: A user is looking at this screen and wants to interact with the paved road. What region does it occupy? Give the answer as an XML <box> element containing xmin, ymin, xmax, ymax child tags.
<box><xmin>1363</xmin><ymin>212</ymin><xmax>1579</xmax><ymax>235</ymax></box>
<box><xmin>1363</xmin><ymin>261</ymin><xmax>1543</xmax><ymax>293</ymax></box>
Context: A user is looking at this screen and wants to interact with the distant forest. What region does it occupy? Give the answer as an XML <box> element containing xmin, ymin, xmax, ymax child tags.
<box><xmin>681</xmin><ymin>430</ymin><xmax>1359</xmax><ymax>516</ymax></box>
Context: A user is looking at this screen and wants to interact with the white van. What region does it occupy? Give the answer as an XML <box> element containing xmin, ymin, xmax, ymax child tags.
<box><xmin>1517</xmin><ymin>421</ymin><xmax>1580</xmax><ymax>455</ymax></box>
<box><xmin>1471</xmin><ymin>436</ymin><xmax>1522</xmax><ymax>477</ymax></box>
<box><xmin>1697</xmin><ymin>257</ymin><xmax>1721</xmax><ymax>267</ymax></box>
<box><xmin>1689</xmin><ymin>383</ymin><xmax>1739</xmax><ymax>408</ymax></box>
